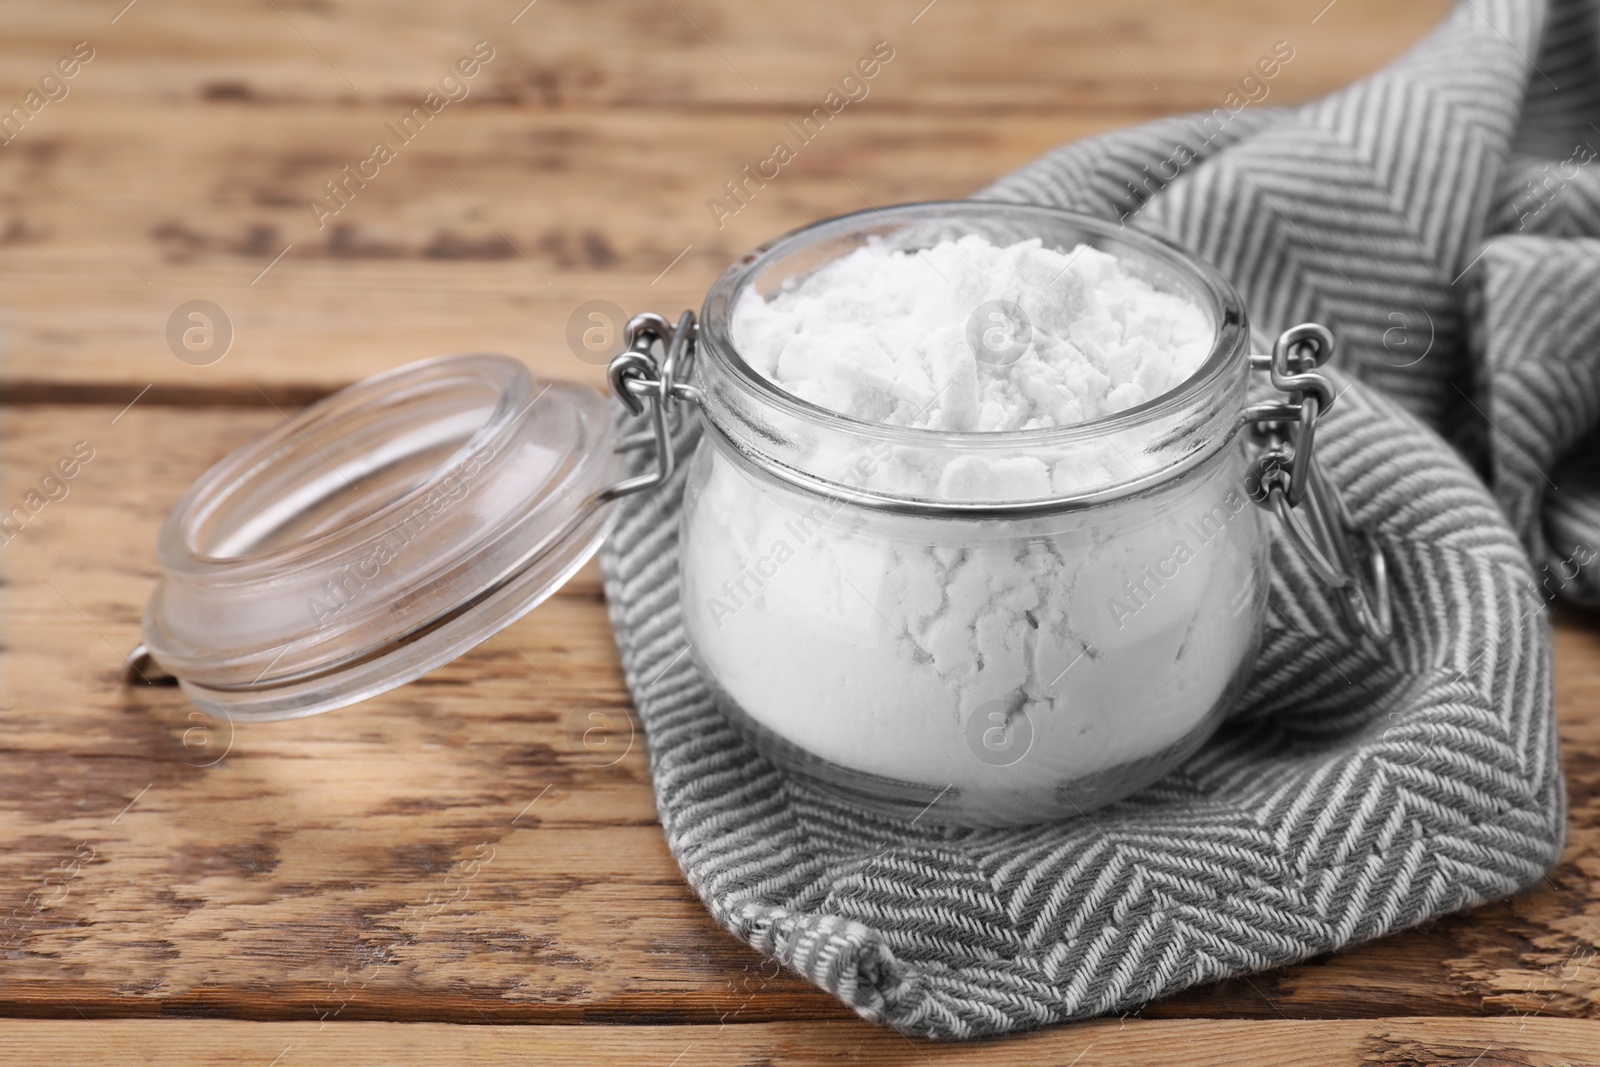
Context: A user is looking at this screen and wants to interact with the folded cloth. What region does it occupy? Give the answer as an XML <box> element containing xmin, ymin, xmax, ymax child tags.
<box><xmin>600</xmin><ymin>0</ymin><xmax>1583</xmax><ymax>1037</ymax></box>
<box><xmin>1475</xmin><ymin>238</ymin><xmax>1600</xmax><ymax>607</ymax></box>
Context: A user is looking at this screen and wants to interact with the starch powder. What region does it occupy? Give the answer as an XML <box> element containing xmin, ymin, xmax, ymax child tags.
<box><xmin>731</xmin><ymin>235</ymin><xmax>1213</xmax><ymax>432</ymax></box>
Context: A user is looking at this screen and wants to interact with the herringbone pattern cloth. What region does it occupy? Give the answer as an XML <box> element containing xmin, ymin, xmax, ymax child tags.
<box><xmin>600</xmin><ymin>0</ymin><xmax>1590</xmax><ymax>1037</ymax></box>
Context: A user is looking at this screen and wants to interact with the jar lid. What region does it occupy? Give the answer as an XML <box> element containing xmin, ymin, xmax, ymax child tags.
<box><xmin>138</xmin><ymin>354</ymin><xmax>618</xmax><ymax>721</ymax></box>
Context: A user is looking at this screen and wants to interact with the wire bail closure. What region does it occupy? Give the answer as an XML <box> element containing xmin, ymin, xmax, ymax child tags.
<box><xmin>597</xmin><ymin>310</ymin><xmax>703</xmax><ymax>503</ymax></box>
<box><xmin>1244</xmin><ymin>323</ymin><xmax>1393</xmax><ymax>643</ymax></box>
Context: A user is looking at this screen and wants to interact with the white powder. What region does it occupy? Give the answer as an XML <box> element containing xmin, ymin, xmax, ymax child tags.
<box><xmin>685</xmin><ymin>235</ymin><xmax>1260</xmax><ymax>825</ymax></box>
<box><xmin>731</xmin><ymin>235</ymin><xmax>1212</xmax><ymax>432</ymax></box>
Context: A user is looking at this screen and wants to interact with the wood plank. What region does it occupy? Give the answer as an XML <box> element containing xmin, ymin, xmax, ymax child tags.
<box><xmin>0</xmin><ymin>106</ymin><xmax>1084</xmax><ymax>397</ymax></box>
<box><xmin>0</xmin><ymin>0</ymin><xmax>1452</xmax><ymax>393</ymax></box>
<box><xmin>0</xmin><ymin>402</ymin><xmax>840</xmax><ymax>1025</ymax></box>
<box><xmin>0</xmin><ymin>1018</ymin><xmax>1598</xmax><ymax>1066</ymax></box>
<box><xmin>0</xmin><ymin>0</ymin><xmax>1448</xmax><ymax>111</ymax></box>
<box><xmin>1</xmin><ymin>403</ymin><xmax>1598</xmax><ymax>1024</ymax></box>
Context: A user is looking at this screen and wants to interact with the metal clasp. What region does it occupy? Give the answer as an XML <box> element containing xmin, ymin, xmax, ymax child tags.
<box><xmin>1244</xmin><ymin>323</ymin><xmax>1393</xmax><ymax>643</ymax></box>
<box><xmin>596</xmin><ymin>310</ymin><xmax>703</xmax><ymax>503</ymax></box>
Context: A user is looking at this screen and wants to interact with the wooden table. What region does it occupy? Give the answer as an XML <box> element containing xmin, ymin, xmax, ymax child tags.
<box><xmin>2</xmin><ymin>0</ymin><xmax>1597</xmax><ymax>1062</ymax></box>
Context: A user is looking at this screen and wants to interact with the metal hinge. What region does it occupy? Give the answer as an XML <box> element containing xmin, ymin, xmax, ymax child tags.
<box><xmin>1245</xmin><ymin>323</ymin><xmax>1393</xmax><ymax>643</ymax></box>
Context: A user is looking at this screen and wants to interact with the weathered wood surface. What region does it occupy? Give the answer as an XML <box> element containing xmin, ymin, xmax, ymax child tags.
<box><xmin>8</xmin><ymin>0</ymin><xmax>1599</xmax><ymax>1057</ymax></box>
<box><xmin>0</xmin><ymin>0</ymin><xmax>1448</xmax><ymax>394</ymax></box>
<box><xmin>1</xmin><ymin>1018</ymin><xmax>1599</xmax><ymax>1066</ymax></box>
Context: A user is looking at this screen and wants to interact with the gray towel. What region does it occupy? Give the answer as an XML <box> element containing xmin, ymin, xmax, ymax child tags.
<box><xmin>600</xmin><ymin>0</ymin><xmax>1589</xmax><ymax>1037</ymax></box>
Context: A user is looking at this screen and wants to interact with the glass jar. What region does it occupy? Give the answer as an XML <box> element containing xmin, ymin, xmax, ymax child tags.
<box><xmin>679</xmin><ymin>203</ymin><xmax>1267</xmax><ymax>825</ymax></box>
<box><xmin>138</xmin><ymin>356</ymin><xmax>619</xmax><ymax>721</ymax></box>
<box><xmin>129</xmin><ymin>201</ymin><xmax>1388</xmax><ymax>826</ymax></box>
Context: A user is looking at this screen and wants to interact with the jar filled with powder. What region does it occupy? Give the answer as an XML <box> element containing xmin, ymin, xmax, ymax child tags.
<box><xmin>131</xmin><ymin>201</ymin><xmax>1388</xmax><ymax>827</ymax></box>
<box><xmin>682</xmin><ymin>203</ymin><xmax>1298</xmax><ymax>825</ymax></box>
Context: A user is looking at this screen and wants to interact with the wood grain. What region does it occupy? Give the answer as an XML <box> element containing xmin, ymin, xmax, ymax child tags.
<box><xmin>0</xmin><ymin>106</ymin><xmax>1087</xmax><ymax>396</ymax></box>
<box><xmin>0</xmin><ymin>403</ymin><xmax>840</xmax><ymax>1026</ymax></box>
<box><xmin>0</xmin><ymin>0</ymin><xmax>1451</xmax><ymax>393</ymax></box>
<box><xmin>10</xmin><ymin>0</ymin><xmax>1594</xmax><ymax>1057</ymax></box>
<box><xmin>0</xmin><ymin>402</ymin><xmax>1597</xmax><ymax>1028</ymax></box>
<box><xmin>1</xmin><ymin>0</ymin><xmax>1447</xmax><ymax>111</ymax></box>
<box><xmin>2</xmin><ymin>1018</ymin><xmax>1600</xmax><ymax>1067</ymax></box>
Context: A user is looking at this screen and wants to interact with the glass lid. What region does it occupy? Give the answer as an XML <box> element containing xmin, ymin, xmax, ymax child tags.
<box><xmin>137</xmin><ymin>353</ymin><xmax>618</xmax><ymax>721</ymax></box>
